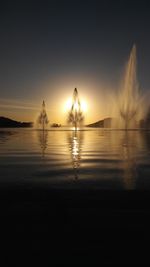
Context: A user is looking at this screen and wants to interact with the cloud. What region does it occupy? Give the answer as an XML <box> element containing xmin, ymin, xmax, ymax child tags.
<box><xmin>0</xmin><ymin>97</ymin><xmax>57</xmax><ymax>113</ymax></box>
<box><xmin>0</xmin><ymin>98</ymin><xmax>39</xmax><ymax>111</ymax></box>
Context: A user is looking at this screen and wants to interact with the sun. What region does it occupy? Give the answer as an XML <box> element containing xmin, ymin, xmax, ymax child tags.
<box><xmin>65</xmin><ymin>98</ymin><xmax>72</xmax><ymax>111</ymax></box>
<box><xmin>64</xmin><ymin>98</ymin><xmax>88</xmax><ymax>113</ymax></box>
<box><xmin>81</xmin><ymin>100</ymin><xmax>88</xmax><ymax>112</ymax></box>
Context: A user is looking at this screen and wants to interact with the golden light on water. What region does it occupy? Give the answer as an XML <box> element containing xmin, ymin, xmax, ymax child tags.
<box><xmin>72</xmin><ymin>136</ymin><xmax>79</xmax><ymax>157</ymax></box>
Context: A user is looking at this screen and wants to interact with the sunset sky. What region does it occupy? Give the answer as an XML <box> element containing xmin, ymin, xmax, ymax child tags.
<box><xmin>0</xmin><ymin>0</ymin><xmax>150</xmax><ymax>124</ymax></box>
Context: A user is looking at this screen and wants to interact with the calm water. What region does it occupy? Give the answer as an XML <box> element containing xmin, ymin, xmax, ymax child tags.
<box><xmin>0</xmin><ymin>128</ymin><xmax>150</xmax><ymax>190</ymax></box>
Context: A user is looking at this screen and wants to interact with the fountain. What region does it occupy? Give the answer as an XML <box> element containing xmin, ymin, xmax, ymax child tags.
<box><xmin>38</xmin><ymin>100</ymin><xmax>49</xmax><ymax>130</ymax></box>
<box><xmin>118</xmin><ymin>45</ymin><xmax>142</xmax><ymax>129</ymax></box>
<box><xmin>68</xmin><ymin>88</ymin><xmax>84</xmax><ymax>130</ymax></box>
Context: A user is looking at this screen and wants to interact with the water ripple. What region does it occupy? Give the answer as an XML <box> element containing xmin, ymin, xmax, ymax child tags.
<box><xmin>0</xmin><ymin>129</ymin><xmax>150</xmax><ymax>189</ymax></box>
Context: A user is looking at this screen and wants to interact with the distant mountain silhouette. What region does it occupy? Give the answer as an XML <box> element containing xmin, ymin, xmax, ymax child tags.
<box><xmin>87</xmin><ymin>118</ymin><xmax>112</xmax><ymax>128</ymax></box>
<box><xmin>0</xmin><ymin>117</ymin><xmax>33</xmax><ymax>128</ymax></box>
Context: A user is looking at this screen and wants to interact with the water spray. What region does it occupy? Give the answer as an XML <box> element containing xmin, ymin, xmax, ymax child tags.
<box><xmin>38</xmin><ymin>100</ymin><xmax>49</xmax><ymax>130</ymax></box>
<box><xmin>119</xmin><ymin>45</ymin><xmax>142</xmax><ymax>129</ymax></box>
<box><xmin>68</xmin><ymin>88</ymin><xmax>84</xmax><ymax>130</ymax></box>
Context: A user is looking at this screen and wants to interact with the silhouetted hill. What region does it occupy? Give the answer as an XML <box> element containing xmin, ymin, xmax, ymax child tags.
<box><xmin>87</xmin><ymin>118</ymin><xmax>112</xmax><ymax>128</ymax></box>
<box><xmin>0</xmin><ymin>117</ymin><xmax>33</xmax><ymax>127</ymax></box>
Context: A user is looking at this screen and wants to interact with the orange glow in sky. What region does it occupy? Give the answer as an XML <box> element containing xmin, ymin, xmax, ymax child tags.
<box><xmin>0</xmin><ymin>77</ymin><xmax>115</xmax><ymax>125</ymax></box>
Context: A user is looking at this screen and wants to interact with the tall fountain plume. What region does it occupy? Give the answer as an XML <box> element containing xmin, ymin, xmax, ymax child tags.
<box><xmin>68</xmin><ymin>88</ymin><xmax>84</xmax><ymax>129</ymax></box>
<box><xmin>119</xmin><ymin>45</ymin><xmax>142</xmax><ymax>129</ymax></box>
<box><xmin>38</xmin><ymin>100</ymin><xmax>49</xmax><ymax>130</ymax></box>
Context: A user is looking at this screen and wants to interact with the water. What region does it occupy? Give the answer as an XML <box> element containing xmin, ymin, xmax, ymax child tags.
<box><xmin>112</xmin><ymin>45</ymin><xmax>144</xmax><ymax>129</ymax></box>
<box><xmin>0</xmin><ymin>128</ymin><xmax>150</xmax><ymax>190</ymax></box>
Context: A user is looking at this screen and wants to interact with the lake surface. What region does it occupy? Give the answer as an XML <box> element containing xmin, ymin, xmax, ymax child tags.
<box><xmin>0</xmin><ymin>128</ymin><xmax>150</xmax><ymax>190</ymax></box>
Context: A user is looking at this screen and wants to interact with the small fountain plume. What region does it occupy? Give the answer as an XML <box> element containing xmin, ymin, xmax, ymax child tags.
<box><xmin>38</xmin><ymin>100</ymin><xmax>49</xmax><ymax>130</ymax></box>
<box><xmin>68</xmin><ymin>88</ymin><xmax>84</xmax><ymax>129</ymax></box>
<box><xmin>119</xmin><ymin>45</ymin><xmax>142</xmax><ymax>129</ymax></box>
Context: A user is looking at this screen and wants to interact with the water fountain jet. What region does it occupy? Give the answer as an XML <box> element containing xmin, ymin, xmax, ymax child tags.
<box><xmin>68</xmin><ymin>88</ymin><xmax>84</xmax><ymax>130</ymax></box>
<box><xmin>38</xmin><ymin>100</ymin><xmax>49</xmax><ymax>130</ymax></box>
<box><xmin>119</xmin><ymin>45</ymin><xmax>142</xmax><ymax>129</ymax></box>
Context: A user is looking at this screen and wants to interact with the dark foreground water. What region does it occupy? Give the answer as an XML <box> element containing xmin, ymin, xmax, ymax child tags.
<box><xmin>0</xmin><ymin>128</ymin><xmax>150</xmax><ymax>189</ymax></box>
<box><xmin>1</xmin><ymin>128</ymin><xmax>150</xmax><ymax>265</ymax></box>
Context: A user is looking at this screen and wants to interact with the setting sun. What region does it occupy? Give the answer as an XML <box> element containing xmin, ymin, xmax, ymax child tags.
<box><xmin>64</xmin><ymin>98</ymin><xmax>88</xmax><ymax>113</ymax></box>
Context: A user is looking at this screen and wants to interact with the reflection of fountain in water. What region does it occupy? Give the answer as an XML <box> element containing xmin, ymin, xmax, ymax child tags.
<box><xmin>68</xmin><ymin>130</ymin><xmax>84</xmax><ymax>180</ymax></box>
<box><xmin>37</xmin><ymin>130</ymin><xmax>48</xmax><ymax>158</ymax></box>
<box><xmin>68</xmin><ymin>88</ymin><xmax>84</xmax><ymax>130</ymax></box>
<box><xmin>118</xmin><ymin>45</ymin><xmax>143</xmax><ymax>129</ymax></box>
<box><xmin>142</xmin><ymin>131</ymin><xmax>150</xmax><ymax>151</ymax></box>
<box><xmin>120</xmin><ymin>131</ymin><xmax>139</xmax><ymax>189</ymax></box>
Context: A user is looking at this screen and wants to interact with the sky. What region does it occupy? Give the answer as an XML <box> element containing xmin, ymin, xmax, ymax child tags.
<box><xmin>0</xmin><ymin>0</ymin><xmax>150</xmax><ymax>124</ymax></box>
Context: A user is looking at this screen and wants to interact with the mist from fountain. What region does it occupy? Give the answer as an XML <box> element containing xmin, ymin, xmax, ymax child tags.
<box><xmin>115</xmin><ymin>45</ymin><xmax>143</xmax><ymax>129</ymax></box>
<box><xmin>68</xmin><ymin>88</ymin><xmax>84</xmax><ymax>129</ymax></box>
<box><xmin>37</xmin><ymin>100</ymin><xmax>49</xmax><ymax>130</ymax></box>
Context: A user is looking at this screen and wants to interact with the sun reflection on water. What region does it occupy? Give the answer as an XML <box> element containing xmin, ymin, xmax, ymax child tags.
<box><xmin>68</xmin><ymin>130</ymin><xmax>84</xmax><ymax>180</ymax></box>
